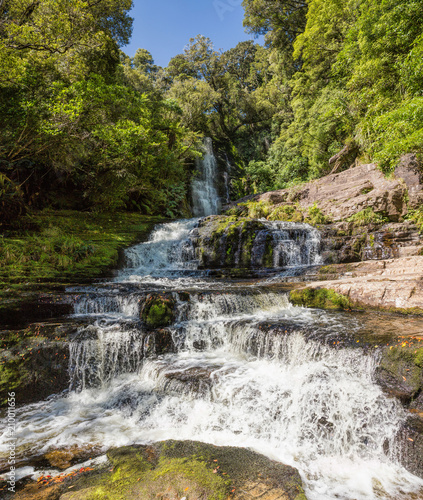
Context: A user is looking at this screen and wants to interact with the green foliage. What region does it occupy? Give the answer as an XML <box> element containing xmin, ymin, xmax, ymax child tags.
<box><xmin>365</xmin><ymin>97</ymin><xmax>423</xmax><ymax>171</ymax></box>
<box><xmin>406</xmin><ymin>207</ymin><xmax>423</xmax><ymax>233</ymax></box>
<box><xmin>289</xmin><ymin>288</ymin><xmax>353</xmax><ymax>310</ymax></box>
<box><xmin>244</xmin><ymin>161</ymin><xmax>277</xmax><ymax>194</ymax></box>
<box><xmin>233</xmin><ymin>0</ymin><xmax>423</xmax><ymax>192</ymax></box>
<box><xmin>305</xmin><ymin>204</ymin><xmax>331</xmax><ymax>225</ymax></box>
<box><xmin>0</xmin><ymin>2</ymin><xmax>202</xmax><ymax>218</ymax></box>
<box><xmin>346</xmin><ymin>207</ymin><xmax>388</xmax><ymax>226</ymax></box>
<box><xmin>0</xmin><ymin>210</ymin><xmax>161</xmax><ymax>288</ymax></box>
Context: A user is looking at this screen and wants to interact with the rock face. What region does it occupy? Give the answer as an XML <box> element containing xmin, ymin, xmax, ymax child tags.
<box><xmin>395</xmin><ymin>153</ymin><xmax>423</xmax><ymax>209</ymax></box>
<box><xmin>192</xmin><ymin>216</ymin><xmax>322</xmax><ymax>271</ymax></box>
<box><xmin>320</xmin><ymin>221</ymin><xmax>423</xmax><ymax>264</ymax></box>
<box><xmin>0</xmin><ymin>322</ymin><xmax>74</xmax><ymax>407</ymax></box>
<box><xmin>295</xmin><ymin>256</ymin><xmax>423</xmax><ymax>314</ymax></box>
<box><xmin>194</xmin><ymin>216</ymin><xmax>272</xmax><ymax>269</ymax></box>
<box><xmin>233</xmin><ymin>159</ymin><xmax>423</xmax><ymax>223</ymax></box>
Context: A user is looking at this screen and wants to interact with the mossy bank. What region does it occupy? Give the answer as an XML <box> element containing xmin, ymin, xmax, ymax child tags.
<box><xmin>0</xmin><ymin>210</ymin><xmax>164</xmax><ymax>292</ymax></box>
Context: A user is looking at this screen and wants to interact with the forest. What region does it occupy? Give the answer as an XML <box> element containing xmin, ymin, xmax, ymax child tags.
<box><xmin>1</xmin><ymin>0</ymin><xmax>423</xmax><ymax>221</ymax></box>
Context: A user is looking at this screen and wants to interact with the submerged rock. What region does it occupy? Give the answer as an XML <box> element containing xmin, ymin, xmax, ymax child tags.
<box><xmin>44</xmin><ymin>445</ymin><xmax>102</xmax><ymax>470</ymax></box>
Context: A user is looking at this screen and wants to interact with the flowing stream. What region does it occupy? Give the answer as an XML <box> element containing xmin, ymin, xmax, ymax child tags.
<box><xmin>1</xmin><ymin>144</ymin><xmax>423</xmax><ymax>499</ymax></box>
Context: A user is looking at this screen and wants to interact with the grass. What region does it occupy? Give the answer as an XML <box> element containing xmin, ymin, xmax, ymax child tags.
<box><xmin>406</xmin><ymin>206</ymin><xmax>423</xmax><ymax>233</ymax></box>
<box><xmin>346</xmin><ymin>207</ymin><xmax>388</xmax><ymax>226</ymax></box>
<box><xmin>0</xmin><ymin>209</ymin><xmax>164</xmax><ymax>290</ymax></box>
<box><xmin>226</xmin><ymin>201</ymin><xmax>331</xmax><ymax>225</ymax></box>
<box><xmin>289</xmin><ymin>287</ymin><xmax>353</xmax><ymax>310</ymax></box>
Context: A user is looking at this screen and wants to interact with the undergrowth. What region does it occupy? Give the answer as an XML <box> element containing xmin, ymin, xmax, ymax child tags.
<box><xmin>406</xmin><ymin>207</ymin><xmax>423</xmax><ymax>233</ymax></box>
<box><xmin>0</xmin><ymin>210</ymin><xmax>162</xmax><ymax>289</ymax></box>
<box><xmin>226</xmin><ymin>201</ymin><xmax>331</xmax><ymax>225</ymax></box>
<box><xmin>346</xmin><ymin>207</ymin><xmax>388</xmax><ymax>226</ymax></box>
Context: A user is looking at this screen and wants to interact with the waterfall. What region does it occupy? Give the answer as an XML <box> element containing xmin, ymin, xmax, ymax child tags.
<box><xmin>192</xmin><ymin>137</ymin><xmax>221</xmax><ymax>216</ymax></box>
<box><xmin>3</xmin><ymin>218</ymin><xmax>423</xmax><ymax>500</ymax></box>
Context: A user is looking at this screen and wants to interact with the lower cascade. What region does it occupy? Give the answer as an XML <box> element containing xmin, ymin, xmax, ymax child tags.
<box><xmin>1</xmin><ymin>220</ymin><xmax>423</xmax><ymax>500</ymax></box>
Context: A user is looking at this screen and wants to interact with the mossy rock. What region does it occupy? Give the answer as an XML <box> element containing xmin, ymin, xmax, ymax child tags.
<box><xmin>375</xmin><ymin>345</ymin><xmax>423</xmax><ymax>405</ymax></box>
<box><xmin>141</xmin><ymin>294</ymin><xmax>176</xmax><ymax>328</ymax></box>
<box><xmin>0</xmin><ymin>323</ymin><xmax>73</xmax><ymax>407</ymax></box>
<box><xmin>60</xmin><ymin>441</ymin><xmax>307</xmax><ymax>500</ymax></box>
<box><xmin>289</xmin><ymin>287</ymin><xmax>353</xmax><ymax>310</ymax></box>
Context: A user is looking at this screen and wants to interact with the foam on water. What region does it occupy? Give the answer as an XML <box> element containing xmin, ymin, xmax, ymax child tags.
<box><xmin>3</xmin><ymin>332</ymin><xmax>423</xmax><ymax>500</ymax></box>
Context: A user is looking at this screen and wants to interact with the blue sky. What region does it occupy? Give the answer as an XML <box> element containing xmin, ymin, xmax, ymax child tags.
<box><xmin>124</xmin><ymin>0</ymin><xmax>262</xmax><ymax>67</ymax></box>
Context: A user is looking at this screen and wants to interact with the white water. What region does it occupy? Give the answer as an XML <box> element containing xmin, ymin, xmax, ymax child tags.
<box><xmin>2</xmin><ymin>217</ymin><xmax>423</xmax><ymax>499</ymax></box>
<box><xmin>192</xmin><ymin>137</ymin><xmax>221</xmax><ymax>216</ymax></box>
<box><xmin>117</xmin><ymin>218</ymin><xmax>201</xmax><ymax>285</ymax></box>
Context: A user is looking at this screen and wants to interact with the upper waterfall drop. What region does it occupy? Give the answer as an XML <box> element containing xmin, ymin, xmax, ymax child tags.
<box><xmin>192</xmin><ymin>137</ymin><xmax>222</xmax><ymax>216</ymax></box>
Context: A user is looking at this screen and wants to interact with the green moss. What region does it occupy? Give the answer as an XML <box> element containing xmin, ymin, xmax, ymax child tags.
<box><xmin>385</xmin><ymin>307</ymin><xmax>423</xmax><ymax>316</ymax></box>
<box><xmin>248</xmin><ymin>201</ymin><xmax>272</xmax><ymax>219</ymax></box>
<box><xmin>289</xmin><ymin>288</ymin><xmax>353</xmax><ymax>310</ymax></box>
<box><xmin>379</xmin><ymin>346</ymin><xmax>423</xmax><ymax>396</ymax></box>
<box><xmin>413</xmin><ymin>347</ymin><xmax>423</xmax><ymax>368</ymax></box>
<box><xmin>66</xmin><ymin>446</ymin><xmax>231</xmax><ymax>500</ymax></box>
<box><xmin>0</xmin><ymin>210</ymin><xmax>163</xmax><ymax>290</ymax></box>
<box><xmin>267</xmin><ymin>204</ymin><xmax>304</xmax><ymax>222</ymax></box>
<box><xmin>142</xmin><ymin>297</ymin><xmax>175</xmax><ymax>328</ymax></box>
<box><xmin>318</xmin><ymin>265</ymin><xmax>337</xmax><ymax>275</ymax></box>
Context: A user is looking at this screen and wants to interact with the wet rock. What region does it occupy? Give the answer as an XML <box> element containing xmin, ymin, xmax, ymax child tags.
<box><xmin>396</xmin><ymin>414</ymin><xmax>423</xmax><ymax>479</ymax></box>
<box><xmin>60</xmin><ymin>441</ymin><xmax>307</xmax><ymax>500</ymax></box>
<box><xmin>163</xmin><ymin>366</ymin><xmax>216</xmax><ymax>396</ymax></box>
<box><xmin>193</xmin><ymin>215</ymin><xmax>320</xmax><ymax>271</ymax></box>
<box><xmin>44</xmin><ymin>445</ymin><xmax>102</xmax><ymax>470</ymax></box>
<box><xmin>140</xmin><ymin>293</ymin><xmax>176</xmax><ymax>328</ymax></box>
<box><xmin>144</xmin><ymin>328</ymin><xmax>175</xmax><ymax>356</ymax></box>
<box><xmin>0</xmin><ymin>322</ymin><xmax>79</xmax><ymax>407</ymax></box>
<box><xmin>374</xmin><ymin>346</ymin><xmax>423</xmax><ymax>405</ymax></box>
<box><xmin>194</xmin><ymin>216</ymin><xmax>270</xmax><ymax>269</ymax></box>
<box><xmin>395</xmin><ymin>153</ymin><xmax>423</xmax><ymax>209</ymax></box>
<box><xmin>0</xmin><ymin>293</ymin><xmax>74</xmax><ymax>329</ymax></box>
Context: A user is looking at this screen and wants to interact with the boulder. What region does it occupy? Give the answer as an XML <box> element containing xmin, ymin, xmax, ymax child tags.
<box><xmin>60</xmin><ymin>441</ymin><xmax>307</xmax><ymax>500</ymax></box>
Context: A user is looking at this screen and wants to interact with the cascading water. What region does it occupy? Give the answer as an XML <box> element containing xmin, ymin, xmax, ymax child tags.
<box><xmin>192</xmin><ymin>137</ymin><xmax>221</xmax><ymax>216</ymax></box>
<box><xmin>2</xmin><ymin>206</ymin><xmax>423</xmax><ymax>498</ymax></box>
<box><xmin>4</xmin><ymin>288</ymin><xmax>423</xmax><ymax>499</ymax></box>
